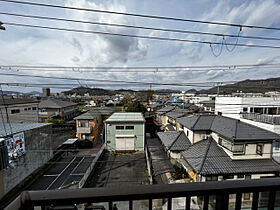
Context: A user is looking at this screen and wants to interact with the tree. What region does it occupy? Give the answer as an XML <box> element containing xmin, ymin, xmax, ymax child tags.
<box><xmin>146</xmin><ymin>89</ymin><xmax>154</xmax><ymax>103</ymax></box>
<box><xmin>125</xmin><ymin>102</ymin><xmax>147</xmax><ymax>113</ymax></box>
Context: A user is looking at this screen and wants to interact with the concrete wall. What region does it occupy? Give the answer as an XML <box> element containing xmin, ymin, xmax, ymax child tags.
<box><xmin>105</xmin><ymin>122</ymin><xmax>145</xmax><ymax>151</ymax></box>
<box><xmin>0</xmin><ymin>103</ymin><xmax>39</xmax><ymax>123</ymax></box>
<box><xmin>0</xmin><ymin>124</ymin><xmax>53</xmax><ymax>199</ymax></box>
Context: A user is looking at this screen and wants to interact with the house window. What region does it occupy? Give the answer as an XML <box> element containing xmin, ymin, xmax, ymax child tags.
<box><xmin>256</xmin><ymin>144</ymin><xmax>263</xmax><ymax>155</ymax></box>
<box><xmin>82</xmin><ymin>134</ymin><xmax>90</xmax><ymax>140</ymax></box>
<box><xmin>187</xmin><ymin>130</ymin><xmax>189</xmax><ymax>137</ymax></box>
<box><xmin>116</xmin><ymin>126</ymin><xmax>124</xmax><ymax>130</ymax></box>
<box><xmin>243</xmin><ymin>107</ymin><xmax>248</xmax><ymax>112</ymax></box>
<box><xmin>274</xmin><ymin>141</ymin><xmax>280</xmax><ymax>151</ymax></box>
<box><xmin>11</xmin><ymin>109</ymin><xmax>20</xmax><ymax>114</ymax></box>
<box><xmin>237</xmin><ymin>174</ymin><xmax>245</xmax><ymax>179</ymax></box>
<box><xmin>232</xmin><ymin>144</ymin><xmax>245</xmax><ymax>155</ymax></box>
<box><xmin>24</xmin><ymin>108</ymin><xmax>27</xmax><ymax>111</ymax></box>
<box><xmin>125</xmin><ymin>126</ymin><xmax>134</xmax><ymax>130</ymax></box>
<box><xmin>206</xmin><ymin>176</ymin><xmax>218</xmax><ymax>181</ymax></box>
<box><xmin>80</xmin><ymin>120</ymin><xmax>89</xmax><ymax>127</ymax></box>
<box><xmin>223</xmin><ymin>175</ymin><xmax>234</xmax><ymax>180</ymax></box>
<box><xmin>32</xmin><ymin>107</ymin><xmax>37</xmax><ymax>110</ymax></box>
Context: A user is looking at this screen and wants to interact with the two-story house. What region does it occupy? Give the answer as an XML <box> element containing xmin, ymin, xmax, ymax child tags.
<box><xmin>158</xmin><ymin>115</ymin><xmax>280</xmax><ymax>183</ymax></box>
<box><xmin>39</xmin><ymin>98</ymin><xmax>78</xmax><ymax>122</ymax></box>
<box><xmin>74</xmin><ymin>110</ymin><xmax>102</xmax><ymax>144</ymax></box>
<box><xmin>154</xmin><ymin>105</ymin><xmax>176</xmax><ymax>126</ymax></box>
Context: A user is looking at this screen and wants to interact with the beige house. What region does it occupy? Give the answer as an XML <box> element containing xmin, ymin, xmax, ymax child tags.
<box><xmin>158</xmin><ymin>115</ymin><xmax>280</xmax><ymax>183</ymax></box>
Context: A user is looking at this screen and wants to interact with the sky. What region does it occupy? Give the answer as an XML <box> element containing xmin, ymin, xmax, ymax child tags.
<box><xmin>0</xmin><ymin>0</ymin><xmax>280</xmax><ymax>93</ymax></box>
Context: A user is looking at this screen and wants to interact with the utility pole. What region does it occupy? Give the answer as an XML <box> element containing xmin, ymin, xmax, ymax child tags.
<box><xmin>0</xmin><ymin>21</ymin><xmax>5</xmax><ymax>30</ymax></box>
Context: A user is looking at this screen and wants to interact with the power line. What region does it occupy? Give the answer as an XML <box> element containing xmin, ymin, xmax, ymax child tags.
<box><xmin>3</xmin><ymin>22</ymin><xmax>280</xmax><ymax>49</ymax></box>
<box><xmin>1</xmin><ymin>63</ymin><xmax>279</xmax><ymax>70</ymax></box>
<box><xmin>1</xmin><ymin>12</ymin><xmax>280</xmax><ymax>41</ymax></box>
<box><xmin>1</xmin><ymin>0</ymin><xmax>280</xmax><ymax>31</ymax></box>
<box><xmin>0</xmin><ymin>72</ymin><xmax>242</xmax><ymax>87</ymax></box>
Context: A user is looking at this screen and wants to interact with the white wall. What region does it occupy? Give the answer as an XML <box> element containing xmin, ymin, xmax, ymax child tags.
<box><xmin>215</xmin><ymin>96</ymin><xmax>280</xmax><ymax>119</ymax></box>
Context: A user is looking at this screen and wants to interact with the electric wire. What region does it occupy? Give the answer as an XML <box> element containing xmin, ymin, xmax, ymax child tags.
<box><xmin>1</xmin><ymin>0</ymin><xmax>280</xmax><ymax>31</ymax></box>
<box><xmin>3</xmin><ymin>22</ymin><xmax>280</xmax><ymax>49</ymax></box>
<box><xmin>0</xmin><ymin>12</ymin><xmax>280</xmax><ymax>42</ymax></box>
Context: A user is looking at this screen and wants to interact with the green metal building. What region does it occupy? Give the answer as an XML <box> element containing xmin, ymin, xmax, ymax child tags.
<box><xmin>104</xmin><ymin>112</ymin><xmax>145</xmax><ymax>152</ymax></box>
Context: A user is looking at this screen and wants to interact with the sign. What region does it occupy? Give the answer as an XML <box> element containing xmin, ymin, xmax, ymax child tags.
<box><xmin>5</xmin><ymin>132</ymin><xmax>25</xmax><ymax>161</ymax></box>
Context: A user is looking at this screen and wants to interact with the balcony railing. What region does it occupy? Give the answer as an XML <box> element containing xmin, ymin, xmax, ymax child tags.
<box><xmin>241</xmin><ymin>113</ymin><xmax>280</xmax><ymax>125</ymax></box>
<box><xmin>5</xmin><ymin>177</ymin><xmax>280</xmax><ymax>210</ymax></box>
<box><xmin>77</xmin><ymin>127</ymin><xmax>92</xmax><ymax>134</ymax></box>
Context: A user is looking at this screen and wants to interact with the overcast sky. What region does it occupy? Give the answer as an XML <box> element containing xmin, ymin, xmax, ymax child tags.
<box><xmin>0</xmin><ymin>0</ymin><xmax>280</xmax><ymax>93</ymax></box>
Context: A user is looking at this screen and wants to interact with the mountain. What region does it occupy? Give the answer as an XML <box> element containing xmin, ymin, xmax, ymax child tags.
<box><xmin>199</xmin><ymin>77</ymin><xmax>280</xmax><ymax>94</ymax></box>
<box><xmin>3</xmin><ymin>91</ymin><xmax>22</xmax><ymax>95</ymax></box>
<box><xmin>63</xmin><ymin>86</ymin><xmax>116</xmax><ymax>96</ymax></box>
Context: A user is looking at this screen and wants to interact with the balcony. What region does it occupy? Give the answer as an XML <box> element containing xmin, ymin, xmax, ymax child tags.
<box><xmin>241</xmin><ymin>113</ymin><xmax>280</xmax><ymax>125</ymax></box>
<box><xmin>77</xmin><ymin>127</ymin><xmax>92</xmax><ymax>134</ymax></box>
<box><xmin>5</xmin><ymin>178</ymin><xmax>280</xmax><ymax>210</ymax></box>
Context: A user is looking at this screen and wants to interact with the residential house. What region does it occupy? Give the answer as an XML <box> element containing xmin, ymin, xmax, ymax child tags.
<box><xmin>74</xmin><ymin>110</ymin><xmax>102</xmax><ymax>144</ymax></box>
<box><xmin>157</xmin><ymin>131</ymin><xmax>190</xmax><ymax>160</ymax></box>
<box><xmin>39</xmin><ymin>98</ymin><xmax>78</xmax><ymax>122</ymax></box>
<box><xmin>0</xmin><ymin>98</ymin><xmax>39</xmax><ymax>123</ymax></box>
<box><xmin>165</xmin><ymin>115</ymin><xmax>280</xmax><ymax>182</ymax></box>
<box><xmin>104</xmin><ymin>112</ymin><xmax>145</xmax><ymax>152</ymax></box>
<box><xmin>200</xmin><ymin>100</ymin><xmax>215</xmax><ymax>113</ymax></box>
<box><xmin>94</xmin><ymin>106</ymin><xmax>114</xmax><ymax>120</ymax></box>
<box><xmin>165</xmin><ymin>109</ymin><xmax>192</xmax><ymax>131</ymax></box>
<box><xmin>154</xmin><ymin>105</ymin><xmax>176</xmax><ymax>126</ymax></box>
<box><xmin>0</xmin><ymin>123</ymin><xmax>52</xmax><ymax>199</ymax></box>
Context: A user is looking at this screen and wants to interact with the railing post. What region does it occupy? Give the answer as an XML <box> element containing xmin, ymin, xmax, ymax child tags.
<box><xmin>235</xmin><ymin>193</ymin><xmax>242</xmax><ymax>210</ymax></box>
<box><xmin>216</xmin><ymin>193</ymin><xmax>229</xmax><ymax>210</ymax></box>
<box><xmin>252</xmin><ymin>192</ymin><xmax>259</xmax><ymax>210</ymax></box>
<box><xmin>268</xmin><ymin>190</ymin><xmax>276</xmax><ymax>210</ymax></box>
<box><xmin>167</xmin><ymin>197</ymin><xmax>172</xmax><ymax>210</ymax></box>
<box><xmin>185</xmin><ymin>197</ymin><xmax>190</xmax><ymax>210</ymax></box>
<box><xmin>129</xmin><ymin>200</ymin><xmax>133</xmax><ymax>210</ymax></box>
<box><xmin>109</xmin><ymin>201</ymin><xmax>112</xmax><ymax>210</ymax></box>
<box><xmin>203</xmin><ymin>195</ymin><xmax>209</xmax><ymax>210</ymax></box>
<box><xmin>149</xmin><ymin>199</ymin><xmax>152</xmax><ymax>210</ymax></box>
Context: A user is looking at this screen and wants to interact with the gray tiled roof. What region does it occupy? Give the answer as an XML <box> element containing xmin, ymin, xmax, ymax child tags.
<box><xmin>74</xmin><ymin>110</ymin><xmax>101</xmax><ymax>120</ymax></box>
<box><xmin>166</xmin><ymin>109</ymin><xmax>190</xmax><ymax>119</ymax></box>
<box><xmin>0</xmin><ymin>123</ymin><xmax>51</xmax><ymax>137</ymax></box>
<box><xmin>177</xmin><ymin>115</ymin><xmax>280</xmax><ymax>142</ymax></box>
<box><xmin>0</xmin><ymin>98</ymin><xmax>39</xmax><ymax>106</ymax></box>
<box><xmin>155</xmin><ymin>105</ymin><xmax>176</xmax><ymax>114</ymax></box>
<box><xmin>211</xmin><ymin>115</ymin><xmax>280</xmax><ymax>141</ymax></box>
<box><xmin>39</xmin><ymin>98</ymin><xmax>77</xmax><ymax>108</ymax></box>
<box><xmin>165</xmin><ymin>124</ymin><xmax>175</xmax><ymax>131</ymax></box>
<box><xmin>94</xmin><ymin>107</ymin><xmax>114</xmax><ymax>116</ymax></box>
<box><xmin>181</xmin><ymin>138</ymin><xmax>280</xmax><ymax>176</ymax></box>
<box><xmin>146</xmin><ymin>136</ymin><xmax>175</xmax><ymax>176</ymax></box>
<box><xmin>158</xmin><ymin>131</ymin><xmax>191</xmax><ymax>152</ymax></box>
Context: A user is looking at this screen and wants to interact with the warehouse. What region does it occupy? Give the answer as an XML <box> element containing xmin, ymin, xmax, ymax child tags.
<box><xmin>104</xmin><ymin>113</ymin><xmax>145</xmax><ymax>152</ymax></box>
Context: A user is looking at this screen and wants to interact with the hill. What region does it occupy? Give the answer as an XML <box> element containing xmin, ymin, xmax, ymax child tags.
<box><xmin>199</xmin><ymin>77</ymin><xmax>280</xmax><ymax>94</ymax></box>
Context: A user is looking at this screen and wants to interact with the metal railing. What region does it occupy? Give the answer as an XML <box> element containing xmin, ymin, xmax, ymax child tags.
<box><xmin>4</xmin><ymin>177</ymin><xmax>280</xmax><ymax>210</ymax></box>
<box><xmin>241</xmin><ymin>113</ymin><xmax>280</xmax><ymax>125</ymax></box>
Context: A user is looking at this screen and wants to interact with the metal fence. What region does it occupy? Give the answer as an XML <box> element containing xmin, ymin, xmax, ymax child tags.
<box><xmin>4</xmin><ymin>177</ymin><xmax>280</xmax><ymax>210</ymax></box>
<box><xmin>241</xmin><ymin>113</ymin><xmax>280</xmax><ymax>125</ymax></box>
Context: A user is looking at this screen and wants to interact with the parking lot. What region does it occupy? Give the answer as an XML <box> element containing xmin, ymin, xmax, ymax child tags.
<box><xmin>85</xmin><ymin>151</ymin><xmax>149</xmax><ymax>188</ymax></box>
